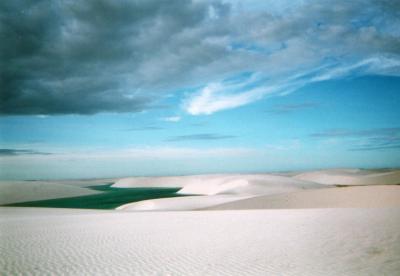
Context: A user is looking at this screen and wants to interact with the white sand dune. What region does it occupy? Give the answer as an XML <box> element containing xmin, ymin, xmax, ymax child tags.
<box><xmin>112</xmin><ymin>174</ymin><xmax>323</xmax><ymax>196</ymax></box>
<box><xmin>0</xmin><ymin>181</ymin><xmax>103</xmax><ymax>205</ymax></box>
<box><xmin>293</xmin><ymin>169</ymin><xmax>400</xmax><ymax>185</ymax></box>
<box><xmin>177</xmin><ymin>174</ymin><xmax>322</xmax><ymax>195</ymax></box>
<box><xmin>114</xmin><ymin>174</ymin><xmax>323</xmax><ymax>211</ymax></box>
<box><xmin>206</xmin><ymin>185</ymin><xmax>400</xmax><ymax>210</ymax></box>
<box><xmin>1</xmin><ymin>207</ymin><xmax>399</xmax><ymax>275</ymax></box>
<box><xmin>117</xmin><ymin>195</ymin><xmax>250</xmax><ymax>211</ymax></box>
<box><xmin>113</xmin><ymin>170</ymin><xmax>400</xmax><ymax>191</ymax></box>
<box><xmin>115</xmin><ymin>171</ymin><xmax>400</xmax><ymax>211</ymax></box>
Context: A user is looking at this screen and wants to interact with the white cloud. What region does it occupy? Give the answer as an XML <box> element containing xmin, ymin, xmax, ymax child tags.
<box><xmin>183</xmin><ymin>73</ymin><xmax>307</xmax><ymax>115</ymax></box>
<box><xmin>184</xmin><ymin>54</ymin><xmax>400</xmax><ymax>115</ymax></box>
<box><xmin>311</xmin><ymin>56</ymin><xmax>400</xmax><ymax>82</ymax></box>
<box><xmin>184</xmin><ymin>82</ymin><xmax>266</xmax><ymax>115</ymax></box>
<box><xmin>182</xmin><ymin>1</ymin><xmax>400</xmax><ymax>116</ymax></box>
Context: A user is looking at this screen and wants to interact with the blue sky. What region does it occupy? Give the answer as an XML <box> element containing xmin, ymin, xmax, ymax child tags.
<box><xmin>1</xmin><ymin>0</ymin><xmax>400</xmax><ymax>179</ymax></box>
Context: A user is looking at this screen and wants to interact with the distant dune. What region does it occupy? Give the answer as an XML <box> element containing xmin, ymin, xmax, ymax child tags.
<box><xmin>0</xmin><ymin>181</ymin><xmax>103</xmax><ymax>205</ymax></box>
<box><xmin>113</xmin><ymin>169</ymin><xmax>400</xmax><ymax>211</ymax></box>
<box><xmin>177</xmin><ymin>174</ymin><xmax>323</xmax><ymax>195</ymax></box>
<box><xmin>205</xmin><ymin>185</ymin><xmax>400</xmax><ymax>210</ymax></box>
<box><xmin>293</xmin><ymin>169</ymin><xmax>400</xmax><ymax>185</ymax></box>
<box><xmin>114</xmin><ymin>174</ymin><xmax>325</xmax><ymax>211</ymax></box>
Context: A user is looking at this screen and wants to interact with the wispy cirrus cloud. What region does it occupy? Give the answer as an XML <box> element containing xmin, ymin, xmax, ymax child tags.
<box><xmin>310</xmin><ymin>57</ymin><xmax>400</xmax><ymax>82</ymax></box>
<box><xmin>183</xmin><ymin>73</ymin><xmax>300</xmax><ymax>115</ymax></box>
<box><xmin>311</xmin><ymin>128</ymin><xmax>400</xmax><ymax>138</ymax></box>
<box><xmin>183</xmin><ymin>55</ymin><xmax>400</xmax><ymax>115</ymax></box>
<box><xmin>125</xmin><ymin>126</ymin><xmax>164</xmax><ymax>131</ymax></box>
<box><xmin>166</xmin><ymin>133</ymin><xmax>237</xmax><ymax>142</ymax></box>
<box><xmin>349</xmin><ymin>143</ymin><xmax>400</xmax><ymax>151</ymax></box>
<box><xmin>0</xmin><ymin>149</ymin><xmax>52</xmax><ymax>156</ymax></box>
<box><xmin>267</xmin><ymin>102</ymin><xmax>319</xmax><ymax>114</ymax></box>
<box><xmin>311</xmin><ymin>127</ymin><xmax>400</xmax><ymax>151</ymax></box>
<box><xmin>1</xmin><ymin>147</ymin><xmax>253</xmax><ymax>160</ymax></box>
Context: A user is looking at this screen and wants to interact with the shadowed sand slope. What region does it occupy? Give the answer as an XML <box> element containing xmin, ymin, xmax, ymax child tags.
<box><xmin>293</xmin><ymin>169</ymin><xmax>400</xmax><ymax>185</ymax></box>
<box><xmin>206</xmin><ymin>185</ymin><xmax>400</xmax><ymax>210</ymax></box>
<box><xmin>117</xmin><ymin>195</ymin><xmax>250</xmax><ymax>211</ymax></box>
<box><xmin>1</xmin><ymin>207</ymin><xmax>399</xmax><ymax>275</ymax></box>
<box><xmin>0</xmin><ymin>181</ymin><xmax>103</xmax><ymax>205</ymax></box>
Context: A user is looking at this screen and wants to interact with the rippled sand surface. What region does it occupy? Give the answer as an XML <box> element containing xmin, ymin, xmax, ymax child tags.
<box><xmin>1</xmin><ymin>207</ymin><xmax>399</xmax><ymax>275</ymax></box>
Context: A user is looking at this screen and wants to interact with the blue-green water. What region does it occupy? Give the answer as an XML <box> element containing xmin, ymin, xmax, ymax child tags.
<box><xmin>4</xmin><ymin>184</ymin><xmax>185</xmax><ymax>209</ymax></box>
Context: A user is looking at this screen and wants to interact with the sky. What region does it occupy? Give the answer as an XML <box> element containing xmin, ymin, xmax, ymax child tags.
<box><xmin>1</xmin><ymin>0</ymin><xmax>400</xmax><ymax>179</ymax></box>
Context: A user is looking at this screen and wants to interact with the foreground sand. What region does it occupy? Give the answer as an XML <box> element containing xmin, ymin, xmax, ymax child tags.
<box><xmin>1</xmin><ymin>207</ymin><xmax>399</xmax><ymax>275</ymax></box>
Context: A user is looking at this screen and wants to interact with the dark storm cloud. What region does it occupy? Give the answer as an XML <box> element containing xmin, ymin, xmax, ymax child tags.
<box><xmin>0</xmin><ymin>0</ymin><xmax>229</xmax><ymax>115</ymax></box>
<box><xmin>0</xmin><ymin>148</ymin><xmax>51</xmax><ymax>156</ymax></box>
<box><xmin>166</xmin><ymin>133</ymin><xmax>236</xmax><ymax>142</ymax></box>
<box><xmin>1</xmin><ymin>0</ymin><xmax>399</xmax><ymax>115</ymax></box>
